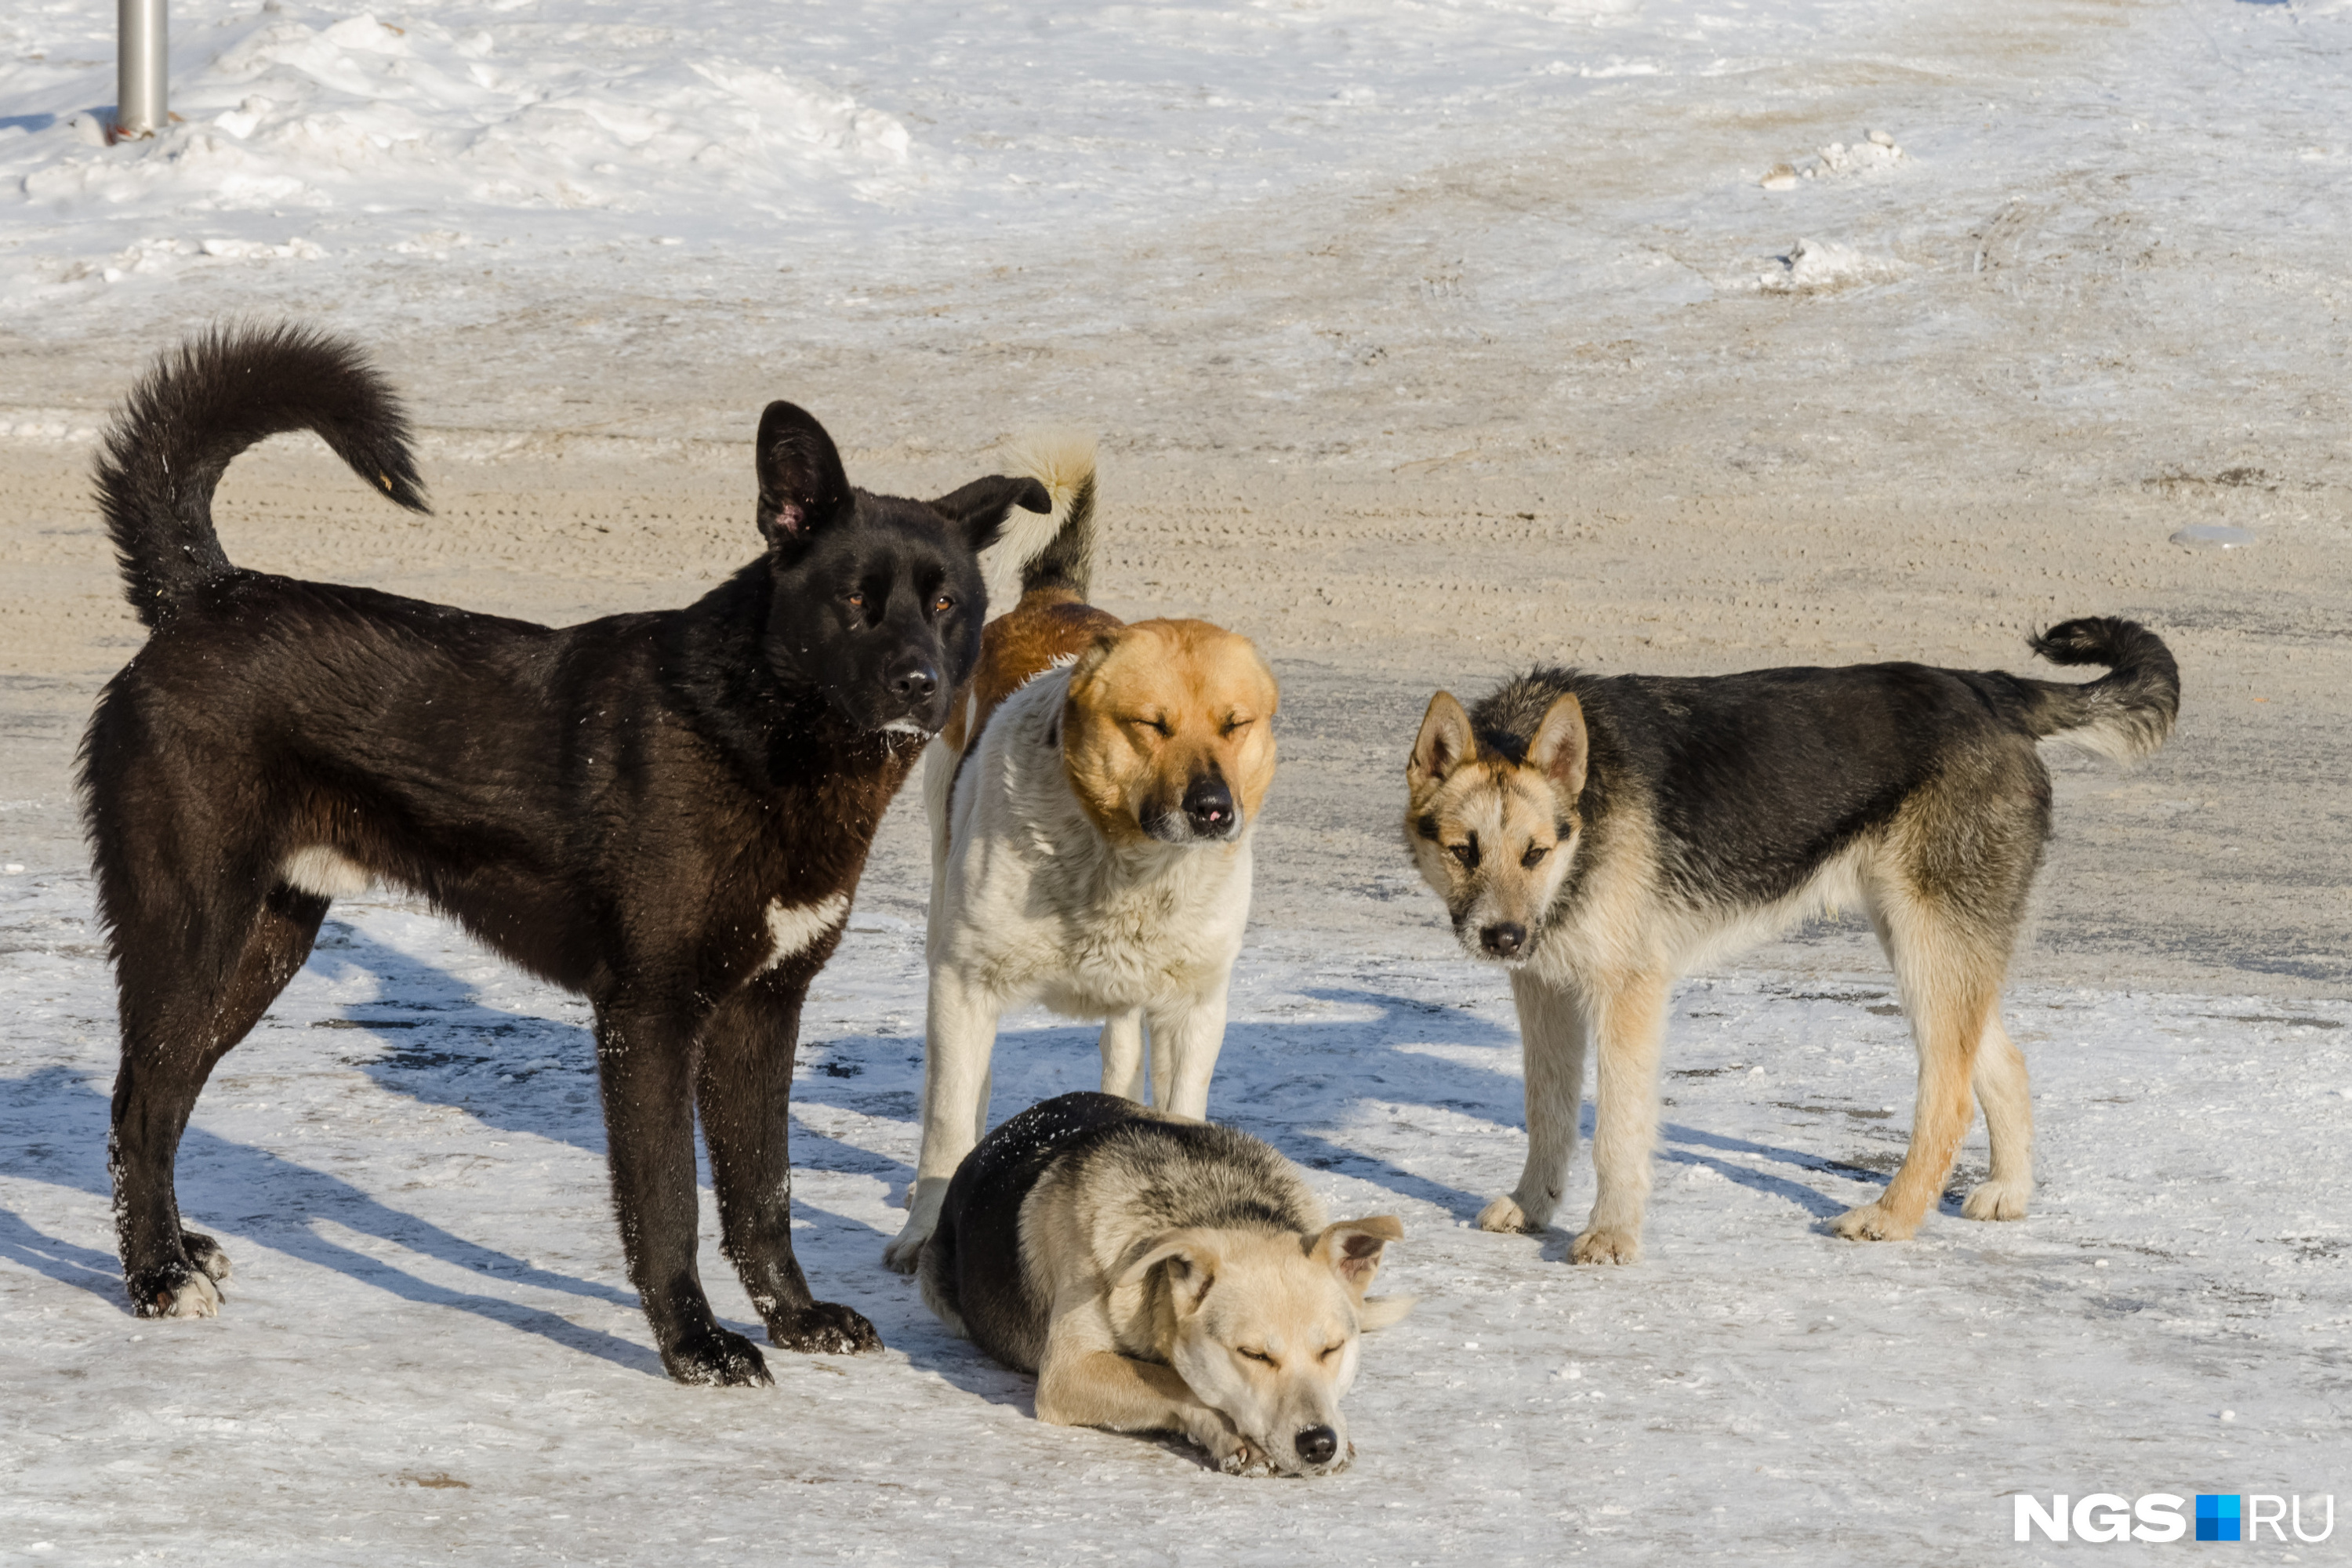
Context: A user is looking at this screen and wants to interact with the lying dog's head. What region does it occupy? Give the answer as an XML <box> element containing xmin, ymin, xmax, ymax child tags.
<box><xmin>1061</xmin><ymin>619</ymin><xmax>1279</xmax><ymax>845</ymax></box>
<box><xmin>752</xmin><ymin>401</ymin><xmax>1051</xmax><ymax>734</ymax></box>
<box><xmin>1405</xmin><ymin>689</ymin><xmax>1588</xmax><ymax>965</ymax></box>
<box><xmin>1122</xmin><ymin>1216</ymin><xmax>1409</xmax><ymax>1476</ymax></box>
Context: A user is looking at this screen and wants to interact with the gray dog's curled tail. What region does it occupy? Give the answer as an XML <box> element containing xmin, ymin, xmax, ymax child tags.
<box><xmin>2016</xmin><ymin>615</ymin><xmax>2180</xmax><ymax>763</ymax></box>
<box><xmin>96</xmin><ymin>322</ymin><xmax>430</xmax><ymax>626</ymax></box>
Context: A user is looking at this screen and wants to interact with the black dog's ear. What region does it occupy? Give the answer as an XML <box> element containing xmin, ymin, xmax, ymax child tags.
<box><xmin>929</xmin><ymin>474</ymin><xmax>1051</xmax><ymax>554</ymax></box>
<box><xmin>754</xmin><ymin>401</ymin><xmax>855</xmax><ymax>546</ymax></box>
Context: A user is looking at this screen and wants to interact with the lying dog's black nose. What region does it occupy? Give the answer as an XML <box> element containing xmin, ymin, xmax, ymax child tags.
<box><xmin>1295</xmin><ymin>1425</ymin><xmax>1338</xmax><ymax>1466</ymax></box>
<box><xmin>1480</xmin><ymin>923</ymin><xmax>1526</xmax><ymax>958</ymax></box>
<box><xmin>888</xmin><ymin>662</ymin><xmax>939</xmax><ymax>705</ymax></box>
<box><xmin>1181</xmin><ymin>776</ymin><xmax>1236</xmax><ymax>836</ymax></box>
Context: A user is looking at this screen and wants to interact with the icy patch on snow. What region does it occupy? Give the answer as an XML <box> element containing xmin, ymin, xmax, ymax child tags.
<box><xmin>1758</xmin><ymin>238</ymin><xmax>1906</xmax><ymax>294</ymax></box>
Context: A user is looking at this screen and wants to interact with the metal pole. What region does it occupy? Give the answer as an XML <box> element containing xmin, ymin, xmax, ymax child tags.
<box><xmin>117</xmin><ymin>0</ymin><xmax>166</xmax><ymax>141</ymax></box>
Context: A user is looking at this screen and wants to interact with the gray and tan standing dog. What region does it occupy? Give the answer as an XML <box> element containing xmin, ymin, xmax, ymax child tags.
<box><xmin>883</xmin><ymin>449</ymin><xmax>1281</xmax><ymax>1272</ymax></box>
<box><xmin>920</xmin><ymin>1091</ymin><xmax>1410</xmax><ymax>1475</ymax></box>
<box><xmin>1404</xmin><ymin>619</ymin><xmax>2179</xmax><ymax>1261</ymax></box>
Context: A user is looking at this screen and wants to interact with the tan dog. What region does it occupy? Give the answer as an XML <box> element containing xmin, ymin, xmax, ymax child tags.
<box><xmin>920</xmin><ymin>1092</ymin><xmax>1410</xmax><ymax>1475</ymax></box>
<box><xmin>884</xmin><ymin>450</ymin><xmax>1280</xmax><ymax>1272</ymax></box>
<box><xmin>1406</xmin><ymin>622</ymin><xmax>2178</xmax><ymax>1261</ymax></box>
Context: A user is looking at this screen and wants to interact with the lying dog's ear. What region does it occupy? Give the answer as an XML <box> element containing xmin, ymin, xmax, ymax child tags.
<box><xmin>1525</xmin><ymin>693</ymin><xmax>1588</xmax><ymax>797</ymax></box>
<box><xmin>1308</xmin><ymin>1216</ymin><xmax>1403</xmax><ymax>1299</ymax></box>
<box><xmin>753</xmin><ymin>401</ymin><xmax>855</xmax><ymax>547</ymax></box>
<box><xmin>1409</xmin><ymin>692</ymin><xmax>1476</xmax><ymax>787</ymax></box>
<box><xmin>929</xmin><ymin>474</ymin><xmax>1052</xmax><ymax>554</ymax></box>
<box><xmin>1116</xmin><ymin>1229</ymin><xmax>1221</xmax><ymax>1315</ymax></box>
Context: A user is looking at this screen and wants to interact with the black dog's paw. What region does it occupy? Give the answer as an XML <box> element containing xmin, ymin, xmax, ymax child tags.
<box><xmin>127</xmin><ymin>1255</ymin><xmax>224</xmax><ymax>1319</ymax></box>
<box><xmin>661</xmin><ymin>1326</ymin><xmax>774</xmax><ymax>1388</ymax></box>
<box><xmin>767</xmin><ymin>1301</ymin><xmax>883</xmax><ymax>1356</ymax></box>
<box><xmin>180</xmin><ymin>1230</ymin><xmax>233</xmax><ymax>1283</ymax></box>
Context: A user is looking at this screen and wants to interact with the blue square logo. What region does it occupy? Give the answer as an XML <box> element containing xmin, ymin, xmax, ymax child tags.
<box><xmin>2196</xmin><ymin>1494</ymin><xmax>2241</xmax><ymax>1542</ymax></box>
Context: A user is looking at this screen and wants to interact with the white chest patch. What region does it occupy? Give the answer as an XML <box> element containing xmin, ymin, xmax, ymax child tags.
<box><xmin>280</xmin><ymin>846</ymin><xmax>372</xmax><ymax>900</ymax></box>
<box><xmin>763</xmin><ymin>891</ymin><xmax>850</xmax><ymax>969</ymax></box>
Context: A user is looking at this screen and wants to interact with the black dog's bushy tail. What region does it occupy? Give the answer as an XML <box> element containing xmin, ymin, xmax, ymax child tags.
<box><xmin>96</xmin><ymin>323</ymin><xmax>430</xmax><ymax>626</ymax></box>
<box><xmin>2014</xmin><ymin>616</ymin><xmax>2180</xmax><ymax>762</ymax></box>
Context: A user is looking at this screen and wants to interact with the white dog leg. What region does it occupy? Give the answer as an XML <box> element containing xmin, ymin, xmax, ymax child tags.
<box><xmin>1479</xmin><ymin>973</ymin><xmax>1588</xmax><ymax>1235</ymax></box>
<box><xmin>1962</xmin><ymin>1013</ymin><xmax>2033</xmax><ymax>1221</ymax></box>
<box><xmin>1098</xmin><ymin>1010</ymin><xmax>1147</xmax><ymax>1102</ymax></box>
<box><xmin>1149</xmin><ymin>982</ymin><xmax>1232</xmax><ymax>1120</ymax></box>
<box><xmin>884</xmin><ymin>969</ymin><xmax>1004</xmax><ymax>1274</ymax></box>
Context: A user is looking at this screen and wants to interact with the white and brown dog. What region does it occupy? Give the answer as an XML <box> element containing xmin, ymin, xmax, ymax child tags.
<box><xmin>882</xmin><ymin>446</ymin><xmax>1280</xmax><ymax>1272</ymax></box>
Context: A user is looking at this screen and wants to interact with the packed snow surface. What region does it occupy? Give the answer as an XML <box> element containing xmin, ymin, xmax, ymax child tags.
<box><xmin>2</xmin><ymin>874</ymin><xmax>2347</xmax><ymax>1563</ymax></box>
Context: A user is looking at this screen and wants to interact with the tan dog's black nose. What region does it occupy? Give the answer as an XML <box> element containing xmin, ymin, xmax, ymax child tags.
<box><xmin>1181</xmin><ymin>775</ymin><xmax>1235</xmax><ymax>836</ymax></box>
<box><xmin>1296</xmin><ymin>1425</ymin><xmax>1338</xmax><ymax>1465</ymax></box>
<box><xmin>1480</xmin><ymin>923</ymin><xmax>1526</xmax><ymax>958</ymax></box>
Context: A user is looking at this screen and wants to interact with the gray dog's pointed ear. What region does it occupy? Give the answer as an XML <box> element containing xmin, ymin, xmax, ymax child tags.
<box><xmin>754</xmin><ymin>401</ymin><xmax>855</xmax><ymax>547</ymax></box>
<box><xmin>1409</xmin><ymin>692</ymin><xmax>1477</xmax><ymax>787</ymax></box>
<box><xmin>930</xmin><ymin>474</ymin><xmax>1052</xmax><ymax>554</ymax></box>
<box><xmin>1524</xmin><ymin>693</ymin><xmax>1588</xmax><ymax>797</ymax></box>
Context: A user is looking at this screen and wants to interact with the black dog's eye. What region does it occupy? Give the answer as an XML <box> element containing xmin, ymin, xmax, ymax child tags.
<box><xmin>1522</xmin><ymin>844</ymin><xmax>1550</xmax><ymax>869</ymax></box>
<box><xmin>1450</xmin><ymin>835</ymin><xmax>1479</xmax><ymax>871</ymax></box>
<box><xmin>931</xmin><ymin>593</ymin><xmax>953</xmax><ymax>616</ymax></box>
<box><xmin>846</xmin><ymin>591</ymin><xmax>866</xmax><ymax>610</ymax></box>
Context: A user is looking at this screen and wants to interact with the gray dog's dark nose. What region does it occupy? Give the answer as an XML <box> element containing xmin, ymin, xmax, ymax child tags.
<box><xmin>1295</xmin><ymin>1425</ymin><xmax>1338</xmax><ymax>1466</ymax></box>
<box><xmin>1181</xmin><ymin>776</ymin><xmax>1235</xmax><ymax>836</ymax></box>
<box><xmin>1480</xmin><ymin>923</ymin><xmax>1526</xmax><ymax>958</ymax></box>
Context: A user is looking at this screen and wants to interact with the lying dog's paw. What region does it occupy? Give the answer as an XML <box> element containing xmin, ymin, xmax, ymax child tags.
<box><xmin>1570</xmin><ymin>1225</ymin><xmax>1641</xmax><ymax>1265</ymax></box>
<box><xmin>1829</xmin><ymin>1201</ymin><xmax>1918</xmax><ymax>1242</ymax></box>
<box><xmin>662</xmin><ymin>1325</ymin><xmax>775</xmax><ymax>1388</ymax></box>
<box><xmin>1215</xmin><ymin>1440</ymin><xmax>1273</xmax><ymax>1478</ymax></box>
<box><xmin>1960</xmin><ymin>1180</ymin><xmax>2030</xmax><ymax>1221</ymax></box>
<box><xmin>1475</xmin><ymin>1195</ymin><xmax>1544</xmax><ymax>1235</ymax></box>
<box><xmin>880</xmin><ymin>1223</ymin><xmax>930</xmax><ymax>1276</ymax></box>
<box><xmin>767</xmin><ymin>1301</ymin><xmax>883</xmax><ymax>1356</ymax></box>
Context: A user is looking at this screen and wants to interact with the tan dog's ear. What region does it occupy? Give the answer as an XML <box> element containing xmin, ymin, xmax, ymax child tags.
<box><xmin>1409</xmin><ymin>693</ymin><xmax>1475</xmax><ymax>786</ymax></box>
<box><xmin>1308</xmin><ymin>1216</ymin><xmax>1403</xmax><ymax>1298</ymax></box>
<box><xmin>1067</xmin><ymin>627</ymin><xmax>1125</xmax><ymax>688</ymax></box>
<box><xmin>1116</xmin><ymin>1229</ymin><xmax>1221</xmax><ymax>1314</ymax></box>
<box><xmin>1525</xmin><ymin>693</ymin><xmax>1588</xmax><ymax>797</ymax></box>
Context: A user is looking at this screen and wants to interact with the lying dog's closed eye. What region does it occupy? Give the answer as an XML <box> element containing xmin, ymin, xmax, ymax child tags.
<box><xmin>919</xmin><ymin>1091</ymin><xmax>1410</xmax><ymax>1476</ymax></box>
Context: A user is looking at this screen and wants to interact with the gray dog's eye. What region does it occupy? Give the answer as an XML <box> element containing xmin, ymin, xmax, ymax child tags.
<box><xmin>1450</xmin><ymin>836</ymin><xmax>1479</xmax><ymax>872</ymax></box>
<box><xmin>1522</xmin><ymin>844</ymin><xmax>1549</xmax><ymax>869</ymax></box>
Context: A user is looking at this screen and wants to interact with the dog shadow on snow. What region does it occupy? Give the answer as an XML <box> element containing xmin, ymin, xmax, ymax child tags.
<box><xmin>2</xmin><ymin>919</ymin><xmax>1877</xmax><ymax>1387</ymax></box>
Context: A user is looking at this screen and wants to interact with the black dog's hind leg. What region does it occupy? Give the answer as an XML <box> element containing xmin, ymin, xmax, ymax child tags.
<box><xmin>697</xmin><ymin>975</ymin><xmax>881</xmax><ymax>1355</ymax></box>
<box><xmin>593</xmin><ymin>996</ymin><xmax>774</xmax><ymax>1385</ymax></box>
<box><xmin>111</xmin><ymin>882</ymin><xmax>329</xmax><ymax>1316</ymax></box>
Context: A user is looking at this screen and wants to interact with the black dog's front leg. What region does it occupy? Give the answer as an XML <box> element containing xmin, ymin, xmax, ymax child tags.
<box><xmin>697</xmin><ymin>975</ymin><xmax>881</xmax><ymax>1356</ymax></box>
<box><xmin>594</xmin><ymin>1001</ymin><xmax>772</xmax><ymax>1386</ymax></box>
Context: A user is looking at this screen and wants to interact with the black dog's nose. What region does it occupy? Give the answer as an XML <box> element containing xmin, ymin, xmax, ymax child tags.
<box><xmin>1181</xmin><ymin>776</ymin><xmax>1236</xmax><ymax>836</ymax></box>
<box><xmin>1480</xmin><ymin>923</ymin><xmax>1526</xmax><ymax>958</ymax></box>
<box><xmin>1295</xmin><ymin>1425</ymin><xmax>1339</xmax><ymax>1466</ymax></box>
<box><xmin>889</xmin><ymin>663</ymin><xmax>939</xmax><ymax>704</ymax></box>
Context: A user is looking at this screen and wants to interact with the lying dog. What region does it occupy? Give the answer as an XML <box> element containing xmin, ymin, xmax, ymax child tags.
<box><xmin>920</xmin><ymin>1091</ymin><xmax>1410</xmax><ymax>1475</ymax></box>
<box><xmin>1404</xmin><ymin>619</ymin><xmax>2180</xmax><ymax>1261</ymax></box>
<box><xmin>882</xmin><ymin>459</ymin><xmax>1280</xmax><ymax>1272</ymax></box>
<box><xmin>83</xmin><ymin>325</ymin><xmax>1051</xmax><ymax>1384</ymax></box>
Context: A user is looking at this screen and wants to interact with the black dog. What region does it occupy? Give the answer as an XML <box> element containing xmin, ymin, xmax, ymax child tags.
<box><xmin>82</xmin><ymin>325</ymin><xmax>1048</xmax><ymax>1384</ymax></box>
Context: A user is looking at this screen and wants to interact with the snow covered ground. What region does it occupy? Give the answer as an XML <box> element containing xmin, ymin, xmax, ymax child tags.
<box><xmin>3</xmin><ymin>0</ymin><xmax>2350</xmax><ymax>1561</ymax></box>
<box><xmin>2</xmin><ymin>871</ymin><xmax>2347</xmax><ymax>1564</ymax></box>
